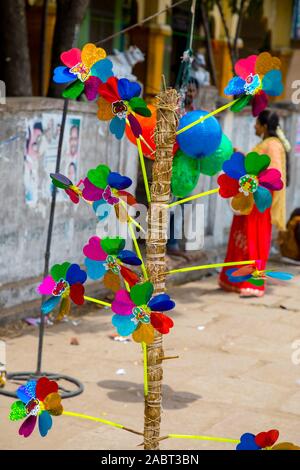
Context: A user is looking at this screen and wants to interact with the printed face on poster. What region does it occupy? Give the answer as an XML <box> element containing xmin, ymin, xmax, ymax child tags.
<box><xmin>24</xmin><ymin>114</ymin><xmax>82</xmax><ymax>206</ymax></box>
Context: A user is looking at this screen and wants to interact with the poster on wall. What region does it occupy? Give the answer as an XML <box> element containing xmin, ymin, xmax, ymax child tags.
<box><xmin>24</xmin><ymin>114</ymin><xmax>82</xmax><ymax>206</ymax></box>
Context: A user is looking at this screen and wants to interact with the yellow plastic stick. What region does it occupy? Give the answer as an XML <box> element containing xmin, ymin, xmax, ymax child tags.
<box><xmin>164</xmin><ymin>260</ymin><xmax>256</xmax><ymax>276</ymax></box>
<box><xmin>176</xmin><ymin>99</ymin><xmax>239</xmax><ymax>135</ymax></box>
<box><xmin>142</xmin><ymin>342</ymin><xmax>148</xmax><ymax>396</ymax></box>
<box><xmin>118</xmin><ymin>198</ymin><xmax>146</xmax><ymax>234</ymax></box>
<box><xmin>83</xmin><ymin>296</ymin><xmax>111</xmax><ymax>308</ymax></box>
<box><xmin>128</xmin><ymin>215</ymin><xmax>146</xmax><ymax>234</ymax></box>
<box><xmin>168</xmin><ymin>188</ymin><xmax>219</xmax><ymax>207</ymax></box>
<box><xmin>139</xmin><ymin>134</ymin><xmax>155</xmax><ymax>155</ymax></box>
<box><xmin>63</xmin><ymin>411</ymin><xmax>123</xmax><ymax>429</ymax></box>
<box><xmin>137</xmin><ymin>137</ymin><xmax>151</xmax><ymax>204</ymax></box>
<box><xmin>129</xmin><ymin>222</ymin><xmax>148</xmax><ymax>280</ymax></box>
<box><xmin>168</xmin><ymin>433</ymin><xmax>240</xmax><ymax>444</ymax></box>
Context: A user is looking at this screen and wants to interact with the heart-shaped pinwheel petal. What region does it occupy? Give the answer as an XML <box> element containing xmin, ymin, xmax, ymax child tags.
<box><xmin>84</xmin><ymin>258</ymin><xmax>106</xmax><ymax>280</ymax></box>
<box><xmin>87</xmin><ymin>165</ymin><xmax>110</xmax><ymax>189</ymax></box>
<box><xmin>19</xmin><ymin>415</ymin><xmax>37</xmax><ymax>438</ymax></box>
<box><xmin>151</xmin><ymin>312</ymin><xmax>174</xmax><ymax>334</ymax></box>
<box><xmin>107</xmin><ymin>172</ymin><xmax>132</xmax><ymax>190</ymax></box>
<box><xmin>66</xmin><ymin>264</ymin><xmax>87</xmax><ymax>286</ymax></box>
<box><xmin>132</xmin><ymin>323</ymin><xmax>154</xmax><ymax>344</ymax></box>
<box><xmin>81</xmin><ymin>43</ymin><xmax>106</xmax><ymax>68</ymax></box>
<box><xmin>130</xmin><ymin>281</ymin><xmax>154</xmax><ymax>306</ymax></box>
<box><xmin>258</xmin><ymin>168</ymin><xmax>283</xmax><ymax>191</ymax></box>
<box><xmin>69</xmin><ymin>283</ymin><xmax>85</xmax><ymax>305</ymax></box>
<box><xmin>37</xmin><ymin>275</ymin><xmax>56</xmax><ymax>296</ymax></box>
<box><xmin>255</xmin><ymin>429</ymin><xmax>279</xmax><ymax>448</ymax></box>
<box><xmin>112</xmin><ymin>314</ymin><xmax>137</xmax><ymax>336</ymax></box>
<box><xmin>85</xmin><ymin>76</ymin><xmax>101</xmax><ymax>101</ymax></box>
<box><xmin>223</xmin><ymin>152</ymin><xmax>246</xmax><ymax>179</ymax></box>
<box><xmin>118</xmin><ymin>250</ymin><xmax>142</xmax><ymax>266</ymax></box>
<box><xmin>235</xmin><ymin>55</ymin><xmax>257</xmax><ymax>79</ymax></box>
<box><xmin>148</xmin><ymin>294</ymin><xmax>175</xmax><ymax>312</ymax></box>
<box><xmin>53</xmin><ymin>66</ymin><xmax>76</xmax><ymax>84</ymax></box>
<box><xmin>109</xmin><ymin>116</ymin><xmax>126</xmax><ymax>139</ymax></box>
<box><xmin>60</xmin><ymin>48</ymin><xmax>81</xmax><ymax>68</ymax></box>
<box><xmin>16</xmin><ymin>380</ymin><xmax>36</xmax><ymax>404</ymax></box>
<box><xmin>117</xmin><ymin>78</ymin><xmax>141</xmax><ymax>101</ymax></box>
<box><xmin>50</xmin><ymin>262</ymin><xmax>71</xmax><ymax>282</ymax></box>
<box><xmin>111</xmin><ymin>290</ymin><xmax>135</xmax><ymax>315</ymax></box>
<box><xmin>38</xmin><ymin>411</ymin><xmax>53</xmax><ymax>437</ymax></box>
<box><xmin>83</xmin><ymin>236</ymin><xmax>107</xmax><ymax>261</ymax></box>
<box><xmin>91</xmin><ymin>58</ymin><xmax>114</xmax><ymax>82</ymax></box>
<box><xmin>36</xmin><ymin>377</ymin><xmax>58</xmax><ymax>401</ymax></box>
<box><xmin>9</xmin><ymin>401</ymin><xmax>27</xmax><ymax>421</ymax></box>
<box><xmin>236</xmin><ymin>433</ymin><xmax>261</xmax><ymax>450</ymax></box>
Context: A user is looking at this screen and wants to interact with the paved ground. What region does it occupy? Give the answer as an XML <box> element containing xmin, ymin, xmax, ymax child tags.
<box><xmin>1</xmin><ymin>263</ymin><xmax>300</xmax><ymax>450</ymax></box>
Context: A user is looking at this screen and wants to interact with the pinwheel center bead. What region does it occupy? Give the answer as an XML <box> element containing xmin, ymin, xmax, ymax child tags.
<box><xmin>52</xmin><ymin>278</ymin><xmax>69</xmax><ymax>297</ymax></box>
<box><xmin>105</xmin><ymin>255</ymin><xmax>120</xmax><ymax>274</ymax></box>
<box><xmin>239</xmin><ymin>174</ymin><xmax>259</xmax><ymax>195</ymax></box>
<box><xmin>132</xmin><ymin>305</ymin><xmax>150</xmax><ymax>324</ymax></box>
<box><xmin>244</xmin><ymin>73</ymin><xmax>261</xmax><ymax>95</ymax></box>
<box><xmin>112</xmin><ymin>100</ymin><xmax>128</xmax><ymax>119</ymax></box>
<box><xmin>26</xmin><ymin>398</ymin><xmax>40</xmax><ymax>416</ymax></box>
<box><xmin>252</xmin><ymin>269</ymin><xmax>265</xmax><ymax>279</ymax></box>
<box><xmin>70</xmin><ymin>62</ymin><xmax>91</xmax><ymax>82</ymax></box>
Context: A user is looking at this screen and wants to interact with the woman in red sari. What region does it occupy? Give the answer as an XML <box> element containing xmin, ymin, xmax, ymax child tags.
<box><xmin>219</xmin><ymin>110</ymin><xmax>289</xmax><ymax>296</ymax></box>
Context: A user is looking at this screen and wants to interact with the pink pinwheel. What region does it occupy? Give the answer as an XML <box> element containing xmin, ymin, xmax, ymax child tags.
<box><xmin>224</xmin><ymin>52</ymin><xmax>283</xmax><ymax>116</ymax></box>
<box><xmin>53</xmin><ymin>43</ymin><xmax>113</xmax><ymax>100</ymax></box>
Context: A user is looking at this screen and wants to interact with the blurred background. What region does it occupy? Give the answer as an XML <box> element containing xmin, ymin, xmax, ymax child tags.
<box><xmin>0</xmin><ymin>0</ymin><xmax>300</xmax><ymax>323</ymax></box>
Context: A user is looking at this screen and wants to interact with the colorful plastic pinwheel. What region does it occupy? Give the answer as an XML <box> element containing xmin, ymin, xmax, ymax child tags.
<box><xmin>97</xmin><ymin>76</ymin><xmax>151</xmax><ymax>139</ymax></box>
<box><xmin>50</xmin><ymin>173</ymin><xmax>81</xmax><ymax>204</ymax></box>
<box><xmin>236</xmin><ymin>429</ymin><xmax>279</xmax><ymax>450</ymax></box>
<box><xmin>111</xmin><ymin>281</ymin><xmax>175</xmax><ymax>344</ymax></box>
<box><xmin>38</xmin><ymin>262</ymin><xmax>87</xmax><ymax>320</ymax></box>
<box><xmin>217</xmin><ymin>151</ymin><xmax>283</xmax><ymax>215</ymax></box>
<box><xmin>226</xmin><ymin>262</ymin><xmax>294</xmax><ymax>287</ymax></box>
<box><xmin>9</xmin><ymin>377</ymin><xmax>63</xmax><ymax>438</ymax></box>
<box><xmin>53</xmin><ymin>43</ymin><xmax>113</xmax><ymax>100</ymax></box>
<box><xmin>224</xmin><ymin>52</ymin><xmax>283</xmax><ymax>116</ymax></box>
<box><xmin>83</xmin><ymin>236</ymin><xmax>141</xmax><ymax>291</ymax></box>
<box><xmin>82</xmin><ymin>164</ymin><xmax>137</xmax><ymax>222</ymax></box>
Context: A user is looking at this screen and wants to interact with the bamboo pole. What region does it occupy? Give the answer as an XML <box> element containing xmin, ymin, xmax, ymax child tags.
<box><xmin>144</xmin><ymin>87</ymin><xmax>178</xmax><ymax>450</ymax></box>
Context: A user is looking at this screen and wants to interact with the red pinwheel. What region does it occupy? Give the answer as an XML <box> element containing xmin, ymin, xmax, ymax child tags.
<box><xmin>224</xmin><ymin>52</ymin><xmax>283</xmax><ymax>116</ymax></box>
<box><xmin>97</xmin><ymin>76</ymin><xmax>151</xmax><ymax>139</ymax></box>
<box><xmin>218</xmin><ymin>151</ymin><xmax>283</xmax><ymax>215</ymax></box>
<box><xmin>53</xmin><ymin>43</ymin><xmax>113</xmax><ymax>100</ymax></box>
<box><xmin>111</xmin><ymin>281</ymin><xmax>175</xmax><ymax>344</ymax></box>
<box><xmin>83</xmin><ymin>236</ymin><xmax>141</xmax><ymax>291</ymax></box>
<box><xmin>37</xmin><ymin>262</ymin><xmax>87</xmax><ymax>320</ymax></box>
<box><xmin>9</xmin><ymin>377</ymin><xmax>63</xmax><ymax>438</ymax></box>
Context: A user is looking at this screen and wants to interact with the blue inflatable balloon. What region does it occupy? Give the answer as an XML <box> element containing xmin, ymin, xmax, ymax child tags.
<box><xmin>176</xmin><ymin>110</ymin><xmax>222</xmax><ymax>158</ymax></box>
